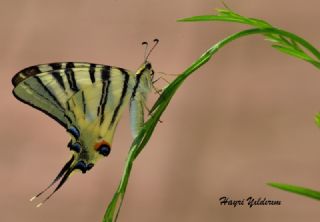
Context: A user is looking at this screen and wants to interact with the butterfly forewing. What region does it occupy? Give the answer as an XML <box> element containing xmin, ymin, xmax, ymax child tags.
<box><xmin>12</xmin><ymin>62</ymin><xmax>135</xmax><ymax>128</ymax></box>
<box><xmin>64</xmin><ymin>67</ymin><xmax>135</xmax><ymax>142</ymax></box>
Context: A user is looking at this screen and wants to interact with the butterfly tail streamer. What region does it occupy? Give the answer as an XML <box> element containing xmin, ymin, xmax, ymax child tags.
<box><xmin>36</xmin><ymin>165</ymin><xmax>75</xmax><ymax>207</ymax></box>
<box><xmin>30</xmin><ymin>156</ymin><xmax>74</xmax><ymax>203</ymax></box>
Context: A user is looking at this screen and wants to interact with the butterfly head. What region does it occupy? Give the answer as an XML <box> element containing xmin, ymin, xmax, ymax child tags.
<box><xmin>136</xmin><ymin>61</ymin><xmax>155</xmax><ymax>90</ymax></box>
<box><xmin>140</xmin><ymin>38</ymin><xmax>158</xmax><ymax>79</ymax></box>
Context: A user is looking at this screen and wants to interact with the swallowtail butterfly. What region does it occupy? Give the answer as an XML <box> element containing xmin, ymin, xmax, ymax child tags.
<box><xmin>12</xmin><ymin>39</ymin><xmax>159</xmax><ymax>206</ymax></box>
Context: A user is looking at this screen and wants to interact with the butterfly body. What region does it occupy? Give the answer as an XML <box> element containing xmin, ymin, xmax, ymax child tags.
<box><xmin>13</xmin><ymin>39</ymin><xmax>159</xmax><ymax>205</ymax></box>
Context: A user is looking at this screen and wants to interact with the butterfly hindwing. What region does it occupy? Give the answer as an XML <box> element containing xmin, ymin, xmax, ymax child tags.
<box><xmin>129</xmin><ymin>64</ymin><xmax>153</xmax><ymax>138</ymax></box>
<box><xmin>130</xmin><ymin>94</ymin><xmax>145</xmax><ymax>138</ymax></box>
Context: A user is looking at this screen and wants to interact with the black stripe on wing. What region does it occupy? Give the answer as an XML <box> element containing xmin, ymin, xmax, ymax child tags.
<box><xmin>51</xmin><ymin>70</ymin><xmax>66</xmax><ymax>90</ymax></box>
<box><xmin>89</xmin><ymin>64</ymin><xmax>96</xmax><ymax>83</ymax></box>
<box><xmin>98</xmin><ymin>66</ymin><xmax>111</xmax><ymax>124</ymax></box>
<box><xmin>109</xmin><ymin>68</ymin><xmax>130</xmax><ymax>127</ymax></box>
<box><xmin>131</xmin><ymin>72</ymin><xmax>142</xmax><ymax>99</ymax></box>
<box><xmin>65</xmin><ymin>62</ymin><xmax>79</xmax><ymax>91</ymax></box>
<box><xmin>81</xmin><ymin>91</ymin><xmax>86</xmax><ymax>114</ymax></box>
<box><xmin>34</xmin><ymin>76</ymin><xmax>64</xmax><ymax>110</ymax></box>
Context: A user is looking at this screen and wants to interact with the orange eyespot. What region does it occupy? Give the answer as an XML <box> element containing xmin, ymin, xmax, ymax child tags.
<box><xmin>94</xmin><ymin>140</ymin><xmax>111</xmax><ymax>157</ymax></box>
<box><xmin>94</xmin><ymin>140</ymin><xmax>111</xmax><ymax>150</ymax></box>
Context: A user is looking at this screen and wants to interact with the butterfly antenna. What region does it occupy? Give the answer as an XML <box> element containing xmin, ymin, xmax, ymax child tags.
<box><xmin>145</xmin><ymin>39</ymin><xmax>159</xmax><ymax>61</ymax></box>
<box><xmin>30</xmin><ymin>156</ymin><xmax>74</xmax><ymax>202</ymax></box>
<box><xmin>142</xmin><ymin>41</ymin><xmax>149</xmax><ymax>61</ymax></box>
<box><xmin>36</xmin><ymin>166</ymin><xmax>74</xmax><ymax>207</ymax></box>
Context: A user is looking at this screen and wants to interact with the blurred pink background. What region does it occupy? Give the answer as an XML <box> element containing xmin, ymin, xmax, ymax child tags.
<box><xmin>1</xmin><ymin>0</ymin><xmax>320</xmax><ymax>221</ymax></box>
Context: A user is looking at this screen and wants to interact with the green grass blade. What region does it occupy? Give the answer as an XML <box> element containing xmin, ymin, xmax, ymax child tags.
<box><xmin>103</xmin><ymin>27</ymin><xmax>320</xmax><ymax>222</ymax></box>
<box><xmin>272</xmin><ymin>45</ymin><xmax>314</xmax><ymax>62</ymax></box>
<box><xmin>178</xmin><ymin>15</ymin><xmax>246</xmax><ymax>23</ymax></box>
<box><xmin>102</xmin><ymin>28</ymin><xmax>264</xmax><ymax>222</ymax></box>
<box><xmin>178</xmin><ymin>11</ymin><xmax>272</xmax><ymax>29</ymax></box>
<box><xmin>103</xmin><ymin>7</ymin><xmax>320</xmax><ymax>222</ymax></box>
<box><xmin>178</xmin><ymin>8</ymin><xmax>320</xmax><ymax>65</ymax></box>
<box><xmin>268</xmin><ymin>182</ymin><xmax>320</xmax><ymax>200</ymax></box>
<box><xmin>314</xmin><ymin>112</ymin><xmax>320</xmax><ymax>127</ymax></box>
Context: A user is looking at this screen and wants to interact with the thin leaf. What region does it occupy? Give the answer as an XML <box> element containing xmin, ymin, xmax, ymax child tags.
<box><xmin>178</xmin><ymin>9</ymin><xmax>320</xmax><ymax>65</ymax></box>
<box><xmin>290</xmin><ymin>39</ymin><xmax>304</xmax><ymax>52</ymax></box>
<box><xmin>278</xmin><ymin>35</ymin><xmax>291</xmax><ymax>46</ymax></box>
<box><xmin>272</xmin><ymin>45</ymin><xmax>314</xmax><ymax>62</ymax></box>
<box><xmin>178</xmin><ymin>13</ymin><xmax>271</xmax><ymax>28</ymax></box>
<box><xmin>268</xmin><ymin>182</ymin><xmax>320</xmax><ymax>200</ymax></box>
<box><xmin>177</xmin><ymin>15</ymin><xmax>245</xmax><ymax>23</ymax></box>
<box><xmin>315</xmin><ymin>112</ymin><xmax>320</xmax><ymax>127</ymax></box>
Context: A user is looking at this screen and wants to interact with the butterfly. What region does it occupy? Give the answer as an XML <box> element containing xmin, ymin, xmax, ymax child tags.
<box><xmin>12</xmin><ymin>39</ymin><xmax>159</xmax><ymax>206</ymax></box>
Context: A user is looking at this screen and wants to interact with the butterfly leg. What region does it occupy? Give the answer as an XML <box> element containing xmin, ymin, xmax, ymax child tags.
<box><xmin>152</xmin><ymin>72</ymin><xmax>179</xmax><ymax>94</ymax></box>
<box><xmin>152</xmin><ymin>76</ymin><xmax>170</xmax><ymax>85</ymax></box>
<box><xmin>157</xmin><ymin>71</ymin><xmax>180</xmax><ymax>77</ymax></box>
<box><xmin>151</xmin><ymin>83</ymin><xmax>163</xmax><ymax>95</ymax></box>
<box><xmin>143</xmin><ymin>100</ymin><xmax>163</xmax><ymax>123</ymax></box>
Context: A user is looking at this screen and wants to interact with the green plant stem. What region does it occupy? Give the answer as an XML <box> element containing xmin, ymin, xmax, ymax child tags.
<box><xmin>102</xmin><ymin>26</ymin><xmax>320</xmax><ymax>221</ymax></box>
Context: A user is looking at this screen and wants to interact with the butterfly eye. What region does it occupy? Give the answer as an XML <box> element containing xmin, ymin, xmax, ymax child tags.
<box><xmin>67</xmin><ymin>126</ymin><xmax>80</xmax><ymax>139</ymax></box>
<box><xmin>145</xmin><ymin>62</ymin><xmax>152</xmax><ymax>70</ymax></box>
<box><xmin>68</xmin><ymin>141</ymin><xmax>81</xmax><ymax>153</ymax></box>
<box><xmin>97</xmin><ymin>144</ymin><xmax>111</xmax><ymax>157</ymax></box>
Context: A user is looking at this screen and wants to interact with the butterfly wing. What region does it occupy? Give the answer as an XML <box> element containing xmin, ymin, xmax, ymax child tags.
<box><xmin>129</xmin><ymin>94</ymin><xmax>146</xmax><ymax>138</ymax></box>
<box><xmin>12</xmin><ymin>62</ymin><xmax>133</xmax><ymax>128</ymax></box>
<box><xmin>129</xmin><ymin>63</ymin><xmax>153</xmax><ymax>138</ymax></box>
<box><xmin>65</xmin><ymin>75</ymin><xmax>133</xmax><ymax>145</ymax></box>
